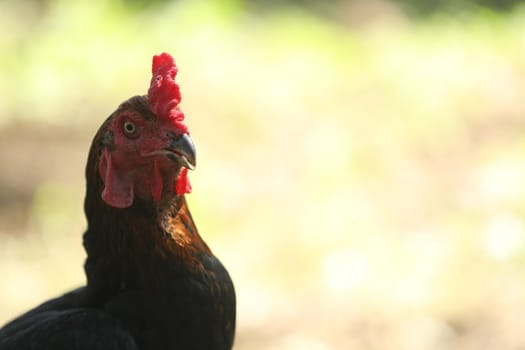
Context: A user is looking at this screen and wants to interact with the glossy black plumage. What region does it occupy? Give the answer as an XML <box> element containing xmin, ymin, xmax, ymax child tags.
<box><xmin>0</xmin><ymin>96</ymin><xmax>236</xmax><ymax>350</ymax></box>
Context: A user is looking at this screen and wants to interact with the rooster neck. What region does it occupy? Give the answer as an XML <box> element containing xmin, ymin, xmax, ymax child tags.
<box><xmin>82</xmin><ymin>110</ymin><xmax>211</xmax><ymax>296</ymax></box>
<box><xmin>83</xmin><ymin>193</ymin><xmax>211</xmax><ymax>294</ymax></box>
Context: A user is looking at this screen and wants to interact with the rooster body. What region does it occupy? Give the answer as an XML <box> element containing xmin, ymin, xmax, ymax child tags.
<box><xmin>0</xmin><ymin>56</ymin><xmax>236</xmax><ymax>350</ymax></box>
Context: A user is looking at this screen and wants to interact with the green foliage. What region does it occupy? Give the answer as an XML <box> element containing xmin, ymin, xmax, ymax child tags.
<box><xmin>398</xmin><ymin>0</ymin><xmax>522</xmax><ymax>16</ymax></box>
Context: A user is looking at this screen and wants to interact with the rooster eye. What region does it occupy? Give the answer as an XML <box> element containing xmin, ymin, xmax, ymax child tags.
<box><xmin>123</xmin><ymin>121</ymin><xmax>138</xmax><ymax>138</ymax></box>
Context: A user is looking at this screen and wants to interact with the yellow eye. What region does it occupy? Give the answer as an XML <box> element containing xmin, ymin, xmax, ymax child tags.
<box><xmin>123</xmin><ymin>121</ymin><xmax>138</xmax><ymax>138</ymax></box>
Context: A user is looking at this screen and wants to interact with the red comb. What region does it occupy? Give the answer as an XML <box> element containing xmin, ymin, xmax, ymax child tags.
<box><xmin>148</xmin><ymin>52</ymin><xmax>188</xmax><ymax>134</ymax></box>
<box><xmin>148</xmin><ymin>52</ymin><xmax>191</xmax><ymax>195</ymax></box>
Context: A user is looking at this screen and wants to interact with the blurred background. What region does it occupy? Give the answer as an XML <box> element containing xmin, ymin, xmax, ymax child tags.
<box><xmin>1</xmin><ymin>0</ymin><xmax>525</xmax><ymax>348</ymax></box>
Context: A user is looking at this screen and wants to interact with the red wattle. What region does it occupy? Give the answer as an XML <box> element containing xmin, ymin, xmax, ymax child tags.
<box><xmin>151</xmin><ymin>160</ymin><xmax>164</xmax><ymax>202</ymax></box>
<box><xmin>175</xmin><ymin>168</ymin><xmax>192</xmax><ymax>195</ymax></box>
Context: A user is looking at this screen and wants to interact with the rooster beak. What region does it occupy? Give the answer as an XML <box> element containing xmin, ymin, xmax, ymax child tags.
<box><xmin>168</xmin><ymin>133</ymin><xmax>196</xmax><ymax>170</ymax></box>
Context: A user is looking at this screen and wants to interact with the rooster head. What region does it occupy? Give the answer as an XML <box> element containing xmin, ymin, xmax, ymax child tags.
<box><xmin>97</xmin><ymin>53</ymin><xmax>195</xmax><ymax>208</ymax></box>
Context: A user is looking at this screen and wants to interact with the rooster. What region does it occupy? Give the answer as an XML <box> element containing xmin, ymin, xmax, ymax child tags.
<box><xmin>0</xmin><ymin>53</ymin><xmax>236</xmax><ymax>350</ymax></box>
